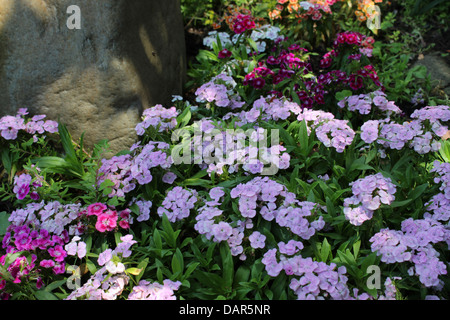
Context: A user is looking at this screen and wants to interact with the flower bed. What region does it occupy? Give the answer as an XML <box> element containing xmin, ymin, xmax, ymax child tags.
<box><xmin>0</xmin><ymin>0</ymin><xmax>449</xmax><ymax>300</ymax></box>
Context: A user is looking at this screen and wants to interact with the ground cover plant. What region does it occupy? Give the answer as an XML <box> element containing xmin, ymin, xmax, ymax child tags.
<box><xmin>0</xmin><ymin>0</ymin><xmax>449</xmax><ymax>300</ymax></box>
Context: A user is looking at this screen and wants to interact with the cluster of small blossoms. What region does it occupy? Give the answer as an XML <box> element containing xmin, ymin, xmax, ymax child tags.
<box><xmin>370</xmin><ymin>217</ymin><xmax>449</xmax><ymax>288</ymax></box>
<box><xmin>128</xmin><ymin>279</ymin><xmax>182</xmax><ymax>300</ymax></box>
<box><xmin>8</xmin><ymin>201</ymin><xmax>82</xmax><ymax>237</ymax></box>
<box><xmin>296</xmin><ymin>0</ymin><xmax>340</xmax><ymax>21</ymax></box>
<box><xmin>426</xmin><ymin>161</ymin><xmax>450</xmax><ymax>225</ymax></box>
<box><xmin>212</xmin><ymin>6</ymin><xmax>266</xmax><ymax>33</ymax></box>
<box><xmin>320</xmin><ymin>31</ymin><xmax>375</xmax><ymax>69</ymax></box>
<box><xmin>98</xmin><ymin>141</ymin><xmax>173</xmax><ymax>198</ymax></box>
<box><xmin>157</xmin><ymin>187</ymin><xmax>199</xmax><ymax>223</ymax></box>
<box><xmin>191</xmin><ymin>125</ymin><xmax>290</xmax><ymax>176</ymax></box>
<box><xmin>359</xmin><ymin>105</ymin><xmax>449</xmax><ymax>155</ymax></box>
<box><xmin>64</xmin><ymin>236</ymin><xmax>87</xmax><ymax>259</ymax></box>
<box><xmin>1</xmin><ymin>222</ymin><xmax>69</xmax><ymax>295</ymax></box>
<box><xmin>83</xmin><ymin>202</ymin><xmax>132</xmax><ymax>233</ymax></box>
<box><xmin>362</xmin><ymin>119</ymin><xmax>440</xmax><ymax>155</ymax></box>
<box><xmin>425</xmin><ymin>193</ymin><xmax>450</xmax><ymax>222</ymax></box>
<box><xmin>243</xmin><ymin>46</ymin><xmax>314</xmax><ymax>92</ymax></box>
<box><xmin>292</xmin><ymin>106</ymin><xmax>356</xmax><ymax>153</ymax></box>
<box><xmin>13</xmin><ymin>173</ymin><xmax>42</xmax><ymax>201</ymax></box>
<box><xmin>0</xmin><ymin>254</ymin><xmax>42</xmax><ymax>299</ymax></box>
<box><xmin>135</xmin><ymin>104</ymin><xmax>178</xmax><ymax>136</ymax></box>
<box><xmin>269</xmin><ymin>0</ymin><xmax>340</xmax><ymax>21</ymax></box>
<box><xmin>194</xmin><ymin>178</ymin><xmax>324</xmax><ymax>261</ymax></box>
<box><xmin>195</xmin><ymin>73</ymin><xmax>245</xmax><ymax>110</ymax></box>
<box><xmin>206</xmin><ymin>25</ymin><xmax>282</xmax><ymax>57</ymax></box>
<box><xmin>343</xmin><ymin>173</ymin><xmax>397</xmax><ymax>226</ymax></box>
<box><xmin>410</xmin><ymin>105</ymin><xmax>450</xmax><ymax>137</ymax></box>
<box><xmin>262</xmin><ymin>247</ymin><xmax>356</xmax><ymax>299</ymax></box>
<box><xmin>337</xmin><ymin>90</ymin><xmax>402</xmax><ymax>116</ymax></box>
<box><xmin>242</xmin><ymin>96</ymin><xmax>302</xmax><ymax>123</ymax></box>
<box><xmin>230</xmin><ymin>177</ymin><xmax>324</xmax><ymax>240</ymax></box>
<box><xmin>0</xmin><ymin>108</ymin><xmax>58</xmax><ymax>141</ymax></box>
<box><xmin>355</xmin><ymin>0</ymin><xmax>383</xmax><ymax>22</ymax></box>
<box><xmin>317</xmin><ymin>65</ymin><xmax>382</xmax><ymax>93</ymax></box>
<box><xmin>315</xmin><ymin>119</ymin><xmax>355</xmax><ymax>153</ymax></box>
<box><xmin>65</xmin><ymin>235</ymin><xmax>137</xmax><ymax>300</ymax></box>
<box><xmin>262</xmin><ymin>244</ymin><xmax>402</xmax><ymax>300</ymax></box>
<box><xmin>194</xmin><ymin>187</ymin><xmax>241</xmax><ymax>253</ymax></box>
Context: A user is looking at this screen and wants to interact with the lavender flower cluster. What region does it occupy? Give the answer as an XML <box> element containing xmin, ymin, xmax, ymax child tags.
<box><xmin>224</xmin><ymin>95</ymin><xmax>355</xmax><ymax>153</ymax></box>
<box><xmin>343</xmin><ymin>173</ymin><xmax>397</xmax><ymax>226</ymax></box>
<box><xmin>0</xmin><ymin>108</ymin><xmax>58</xmax><ymax>141</ymax></box>
<box><xmin>135</xmin><ymin>104</ymin><xmax>179</xmax><ymax>136</ymax></box>
<box><xmin>191</xmin><ymin>124</ymin><xmax>291</xmax><ymax>176</ymax></box>
<box><xmin>370</xmin><ymin>217</ymin><xmax>449</xmax><ymax>288</ymax></box>
<box><xmin>127</xmin><ymin>279</ymin><xmax>182</xmax><ymax>300</ymax></box>
<box><xmin>98</xmin><ymin>141</ymin><xmax>173</xmax><ymax>198</ymax></box>
<box><xmin>195</xmin><ymin>73</ymin><xmax>245</xmax><ymax>110</ymax></box>
<box><xmin>8</xmin><ymin>201</ymin><xmax>82</xmax><ymax>237</ymax></box>
<box><xmin>193</xmin><ymin>177</ymin><xmax>324</xmax><ymax>261</ymax></box>
<box><xmin>262</xmin><ymin>249</ymin><xmax>354</xmax><ymax>299</ymax></box>
<box><xmin>337</xmin><ymin>90</ymin><xmax>402</xmax><ymax>116</ymax></box>
<box><xmin>368</xmin><ymin>160</ymin><xmax>450</xmax><ymax>290</ymax></box>
<box><xmin>65</xmin><ymin>234</ymin><xmax>182</xmax><ymax>300</ymax></box>
<box><xmin>66</xmin><ymin>235</ymin><xmax>132</xmax><ymax>300</ymax></box>
<box><xmin>262</xmin><ymin>244</ymin><xmax>404</xmax><ymax>300</ymax></box>
<box><xmin>314</xmin><ymin>119</ymin><xmax>355</xmax><ymax>153</ymax></box>
<box><xmin>360</xmin><ymin>105</ymin><xmax>449</xmax><ymax>155</ymax></box>
<box><xmin>157</xmin><ymin>187</ymin><xmax>199</xmax><ymax>223</ymax></box>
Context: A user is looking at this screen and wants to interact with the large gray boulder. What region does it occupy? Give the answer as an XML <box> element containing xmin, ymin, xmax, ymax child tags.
<box><xmin>413</xmin><ymin>53</ymin><xmax>450</xmax><ymax>96</ymax></box>
<box><xmin>0</xmin><ymin>0</ymin><xmax>186</xmax><ymax>155</ymax></box>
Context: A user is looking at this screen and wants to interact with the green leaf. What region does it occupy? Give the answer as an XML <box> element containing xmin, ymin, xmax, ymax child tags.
<box><xmin>0</xmin><ymin>211</ymin><xmax>10</xmax><ymax>236</ymax></box>
<box><xmin>171</xmin><ymin>248</ymin><xmax>184</xmax><ymax>277</ymax></box>
<box><xmin>390</xmin><ymin>199</ymin><xmax>413</xmax><ymax>208</ymax></box>
<box><xmin>320</xmin><ymin>238</ymin><xmax>331</xmax><ymax>262</ymax></box>
<box><xmin>353</xmin><ymin>240</ymin><xmax>361</xmax><ymax>258</ymax></box>
<box><xmin>407</xmin><ymin>183</ymin><xmax>428</xmax><ymax>201</ymax></box>
<box><xmin>183</xmin><ymin>262</ymin><xmax>200</xmax><ymax>281</ymax></box>
<box><xmin>34</xmin><ymin>290</ymin><xmax>59</xmax><ymax>300</ymax></box>
<box><xmin>153</xmin><ymin>229</ymin><xmax>163</xmax><ymax>252</ymax></box>
<box><xmin>176</xmin><ymin>106</ymin><xmax>192</xmax><ymax>129</ymax></box>
<box><xmin>220</xmin><ymin>242</ymin><xmax>234</xmax><ymax>289</ymax></box>
<box><xmin>85</xmin><ymin>259</ymin><xmax>97</xmax><ymax>274</ymax></box>
<box><xmin>438</xmin><ymin>139</ymin><xmax>450</xmax><ymax>162</ymax></box>
<box><xmin>161</xmin><ymin>214</ymin><xmax>177</xmax><ymax>248</ymax></box>
<box><xmin>136</xmin><ymin>258</ymin><xmax>149</xmax><ymax>282</ymax></box>
<box><xmin>1</xmin><ymin>149</ymin><xmax>12</xmax><ymax>175</ymax></box>
<box><xmin>44</xmin><ymin>279</ymin><xmax>68</xmax><ymax>292</ymax></box>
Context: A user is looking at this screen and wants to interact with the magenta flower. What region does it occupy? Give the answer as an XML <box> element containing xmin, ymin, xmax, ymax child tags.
<box><xmin>30</xmin><ymin>192</ymin><xmax>40</xmax><ymax>201</ymax></box>
<box><xmin>218</xmin><ymin>49</ymin><xmax>232</xmax><ymax>59</ymax></box>
<box><xmin>252</xmin><ymin>77</ymin><xmax>266</xmax><ymax>89</ymax></box>
<box><xmin>48</xmin><ymin>245</ymin><xmax>67</xmax><ymax>262</ymax></box>
<box><xmin>40</xmin><ymin>259</ymin><xmax>56</xmax><ymax>268</ymax></box>
<box><xmin>16</xmin><ymin>184</ymin><xmax>30</xmax><ymax>200</ymax></box>
<box><xmin>87</xmin><ymin>203</ymin><xmax>107</xmax><ymax>216</ymax></box>
<box><xmin>95</xmin><ymin>214</ymin><xmax>118</xmax><ymax>232</ymax></box>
